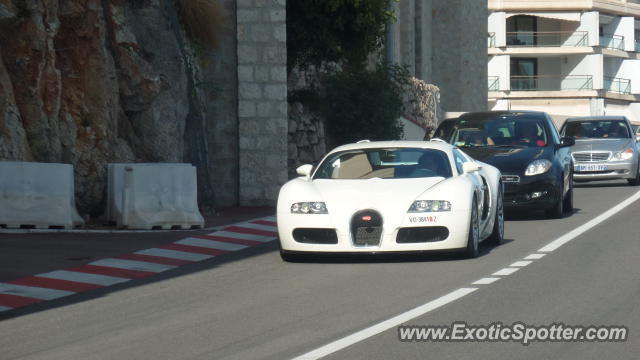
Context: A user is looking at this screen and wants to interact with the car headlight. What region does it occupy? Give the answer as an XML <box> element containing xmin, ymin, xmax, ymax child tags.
<box><xmin>291</xmin><ymin>202</ymin><xmax>328</xmax><ymax>214</ymax></box>
<box><xmin>613</xmin><ymin>148</ymin><xmax>634</xmax><ymax>161</ymax></box>
<box><xmin>524</xmin><ymin>159</ymin><xmax>552</xmax><ymax>176</ymax></box>
<box><xmin>408</xmin><ymin>200</ymin><xmax>451</xmax><ymax>213</ymax></box>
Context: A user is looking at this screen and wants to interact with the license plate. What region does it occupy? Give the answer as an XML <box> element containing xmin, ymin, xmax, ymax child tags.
<box><xmin>575</xmin><ymin>164</ymin><xmax>607</xmax><ymax>172</ymax></box>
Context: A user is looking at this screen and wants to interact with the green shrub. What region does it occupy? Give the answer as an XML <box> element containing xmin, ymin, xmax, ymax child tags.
<box><xmin>317</xmin><ymin>63</ymin><xmax>408</xmax><ymax>146</ymax></box>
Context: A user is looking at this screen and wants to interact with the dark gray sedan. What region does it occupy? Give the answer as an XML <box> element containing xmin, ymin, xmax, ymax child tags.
<box><xmin>560</xmin><ymin>116</ymin><xmax>640</xmax><ymax>185</ymax></box>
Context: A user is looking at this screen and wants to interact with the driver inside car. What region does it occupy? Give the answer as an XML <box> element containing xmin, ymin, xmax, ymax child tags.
<box><xmin>513</xmin><ymin>122</ymin><xmax>545</xmax><ymax>147</ymax></box>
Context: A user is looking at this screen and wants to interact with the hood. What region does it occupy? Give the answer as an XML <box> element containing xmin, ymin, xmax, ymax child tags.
<box><xmin>570</xmin><ymin>138</ymin><xmax>633</xmax><ymax>153</ymax></box>
<box><xmin>311</xmin><ymin>177</ymin><xmax>445</xmax><ymax>228</ymax></box>
<box><xmin>461</xmin><ymin>146</ymin><xmax>549</xmax><ymax>174</ymax></box>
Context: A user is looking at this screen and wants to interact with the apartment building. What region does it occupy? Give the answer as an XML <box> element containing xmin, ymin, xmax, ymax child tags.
<box><xmin>487</xmin><ymin>0</ymin><xmax>640</xmax><ymax>124</ymax></box>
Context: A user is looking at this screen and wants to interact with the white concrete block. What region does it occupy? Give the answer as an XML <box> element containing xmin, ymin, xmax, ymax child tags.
<box><xmin>107</xmin><ymin>163</ymin><xmax>205</xmax><ymax>230</ymax></box>
<box><xmin>0</xmin><ymin>162</ymin><xmax>84</xmax><ymax>229</ymax></box>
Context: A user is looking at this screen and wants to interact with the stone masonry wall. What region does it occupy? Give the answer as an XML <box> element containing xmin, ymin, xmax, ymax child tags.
<box><xmin>236</xmin><ymin>0</ymin><xmax>288</xmax><ymax>206</ymax></box>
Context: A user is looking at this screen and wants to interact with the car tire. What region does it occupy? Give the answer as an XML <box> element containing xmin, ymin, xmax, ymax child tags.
<box><xmin>464</xmin><ymin>197</ymin><xmax>480</xmax><ymax>258</ymax></box>
<box><xmin>487</xmin><ymin>184</ymin><xmax>504</xmax><ymax>246</ymax></box>
<box><xmin>545</xmin><ymin>179</ymin><xmax>564</xmax><ymax>219</ymax></box>
<box><xmin>563</xmin><ymin>172</ymin><xmax>573</xmax><ymax>213</ymax></box>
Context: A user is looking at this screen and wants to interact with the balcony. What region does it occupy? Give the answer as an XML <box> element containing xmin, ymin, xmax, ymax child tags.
<box><xmin>510</xmin><ymin>75</ymin><xmax>593</xmax><ymax>91</ymax></box>
<box><xmin>604</xmin><ymin>76</ymin><xmax>631</xmax><ymax>94</ymax></box>
<box><xmin>506</xmin><ymin>31</ymin><xmax>588</xmax><ymax>47</ymax></box>
<box><xmin>488</xmin><ymin>76</ymin><xmax>499</xmax><ymax>91</ymax></box>
<box><xmin>488</xmin><ymin>32</ymin><xmax>496</xmax><ymax>48</ymax></box>
<box><xmin>600</xmin><ymin>34</ymin><xmax>624</xmax><ymax>50</ymax></box>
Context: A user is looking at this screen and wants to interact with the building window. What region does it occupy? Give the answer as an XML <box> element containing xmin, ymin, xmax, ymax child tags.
<box><xmin>507</xmin><ymin>16</ymin><xmax>537</xmax><ymax>46</ymax></box>
<box><xmin>511</xmin><ymin>58</ymin><xmax>538</xmax><ymax>90</ymax></box>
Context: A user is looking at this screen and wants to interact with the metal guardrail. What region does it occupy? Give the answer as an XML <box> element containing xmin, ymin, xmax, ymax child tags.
<box><xmin>506</xmin><ymin>31</ymin><xmax>588</xmax><ymax>47</ymax></box>
<box><xmin>604</xmin><ymin>76</ymin><xmax>631</xmax><ymax>94</ymax></box>
<box><xmin>600</xmin><ymin>34</ymin><xmax>625</xmax><ymax>50</ymax></box>
<box><xmin>510</xmin><ymin>75</ymin><xmax>593</xmax><ymax>91</ymax></box>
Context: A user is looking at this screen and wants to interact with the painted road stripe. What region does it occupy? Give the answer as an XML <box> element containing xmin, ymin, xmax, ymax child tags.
<box><xmin>252</xmin><ymin>219</ymin><xmax>277</xmax><ymax>227</ymax></box>
<box><xmin>159</xmin><ymin>243</ymin><xmax>228</xmax><ymax>256</ymax></box>
<box><xmin>0</xmin><ymin>305</ymin><xmax>12</xmax><ymax>312</ymax></box>
<box><xmin>195</xmin><ymin>234</ymin><xmax>263</xmax><ymax>246</ymax></box>
<box><xmin>8</xmin><ymin>276</ymin><xmax>103</xmax><ymax>292</ymax></box>
<box><xmin>224</xmin><ymin>225</ymin><xmax>278</xmax><ymax>237</ymax></box>
<box><xmin>292</xmin><ymin>288</ymin><xmax>477</xmax><ymax>360</ymax></box>
<box><xmin>472</xmin><ymin>277</ymin><xmax>500</xmax><ymax>285</ymax></box>
<box><xmin>37</xmin><ymin>270</ymin><xmax>129</xmax><ymax>286</ymax></box>
<box><xmin>492</xmin><ymin>267</ymin><xmax>520</xmax><ymax>276</ymax></box>
<box><xmin>68</xmin><ymin>265</ymin><xmax>155</xmax><ymax>279</ymax></box>
<box><xmin>177</xmin><ymin>237</ymin><xmax>247</xmax><ymax>251</ymax></box>
<box><xmin>119</xmin><ymin>253</ymin><xmax>193</xmax><ymax>266</ymax></box>
<box><xmin>234</xmin><ymin>222</ymin><xmax>277</xmax><ymax>232</ymax></box>
<box><xmin>262</xmin><ymin>215</ymin><xmax>276</xmax><ymax>222</ymax></box>
<box><xmin>539</xmin><ymin>189</ymin><xmax>640</xmax><ymax>252</ymax></box>
<box><xmin>90</xmin><ymin>259</ymin><xmax>176</xmax><ymax>273</ymax></box>
<box><xmin>208</xmin><ymin>230</ymin><xmax>272</xmax><ymax>242</ymax></box>
<box><xmin>0</xmin><ymin>283</ymin><xmax>74</xmax><ymax>300</ymax></box>
<box><xmin>0</xmin><ymin>294</ymin><xmax>41</xmax><ymax>308</ymax></box>
<box><xmin>135</xmin><ymin>248</ymin><xmax>212</xmax><ymax>262</ymax></box>
<box><xmin>509</xmin><ymin>260</ymin><xmax>533</xmax><ymax>267</ymax></box>
<box><xmin>524</xmin><ymin>253</ymin><xmax>546</xmax><ymax>260</ymax></box>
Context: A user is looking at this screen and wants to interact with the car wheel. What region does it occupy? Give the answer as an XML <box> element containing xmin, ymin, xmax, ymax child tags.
<box><xmin>464</xmin><ymin>197</ymin><xmax>480</xmax><ymax>258</ymax></box>
<box><xmin>545</xmin><ymin>179</ymin><xmax>564</xmax><ymax>219</ymax></box>
<box><xmin>487</xmin><ymin>184</ymin><xmax>504</xmax><ymax>246</ymax></box>
<box><xmin>563</xmin><ymin>172</ymin><xmax>573</xmax><ymax>213</ymax></box>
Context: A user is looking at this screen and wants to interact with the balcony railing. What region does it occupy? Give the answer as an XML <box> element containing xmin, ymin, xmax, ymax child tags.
<box><xmin>488</xmin><ymin>76</ymin><xmax>499</xmax><ymax>91</ymax></box>
<box><xmin>635</xmin><ymin>40</ymin><xmax>640</xmax><ymax>52</ymax></box>
<box><xmin>506</xmin><ymin>31</ymin><xmax>588</xmax><ymax>47</ymax></box>
<box><xmin>604</xmin><ymin>76</ymin><xmax>631</xmax><ymax>94</ymax></box>
<box><xmin>510</xmin><ymin>75</ymin><xmax>593</xmax><ymax>91</ymax></box>
<box><xmin>488</xmin><ymin>32</ymin><xmax>496</xmax><ymax>48</ymax></box>
<box><xmin>600</xmin><ymin>34</ymin><xmax>624</xmax><ymax>50</ymax></box>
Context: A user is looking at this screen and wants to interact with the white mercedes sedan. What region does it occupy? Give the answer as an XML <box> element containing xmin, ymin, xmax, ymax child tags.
<box><xmin>277</xmin><ymin>140</ymin><xmax>504</xmax><ymax>260</ymax></box>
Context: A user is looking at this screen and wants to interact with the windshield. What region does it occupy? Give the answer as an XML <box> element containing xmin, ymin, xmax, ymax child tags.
<box><xmin>314</xmin><ymin>148</ymin><xmax>453</xmax><ymax>180</ymax></box>
<box><xmin>441</xmin><ymin>115</ymin><xmax>549</xmax><ymax>148</ymax></box>
<box><xmin>562</xmin><ymin>120</ymin><xmax>630</xmax><ymax>139</ymax></box>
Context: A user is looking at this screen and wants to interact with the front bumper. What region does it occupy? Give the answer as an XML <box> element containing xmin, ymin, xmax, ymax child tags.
<box><xmin>277</xmin><ymin>210</ymin><xmax>471</xmax><ymax>253</ymax></box>
<box><xmin>572</xmin><ymin>161</ymin><xmax>635</xmax><ymax>181</ymax></box>
<box><xmin>502</xmin><ymin>174</ymin><xmax>560</xmax><ymax>210</ymax></box>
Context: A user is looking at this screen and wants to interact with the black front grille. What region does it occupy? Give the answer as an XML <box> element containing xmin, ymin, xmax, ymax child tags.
<box><xmin>292</xmin><ymin>228</ymin><xmax>338</xmax><ymax>244</ymax></box>
<box><xmin>351</xmin><ymin>210</ymin><xmax>383</xmax><ymax>246</ymax></box>
<box><xmin>396</xmin><ymin>227</ymin><xmax>449</xmax><ymax>243</ymax></box>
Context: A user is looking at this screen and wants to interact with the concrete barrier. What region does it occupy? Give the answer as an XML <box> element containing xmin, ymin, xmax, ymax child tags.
<box><xmin>0</xmin><ymin>162</ymin><xmax>84</xmax><ymax>229</ymax></box>
<box><xmin>107</xmin><ymin>163</ymin><xmax>205</xmax><ymax>230</ymax></box>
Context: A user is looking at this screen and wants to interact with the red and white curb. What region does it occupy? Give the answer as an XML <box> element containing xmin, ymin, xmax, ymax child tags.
<box><xmin>0</xmin><ymin>216</ymin><xmax>277</xmax><ymax>313</ymax></box>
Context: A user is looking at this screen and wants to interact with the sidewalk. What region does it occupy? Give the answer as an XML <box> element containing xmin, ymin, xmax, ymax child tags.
<box><xmin>0</xmin><ymin>207</ymin><xmax>274</xmax><ymax>282</ymax></box>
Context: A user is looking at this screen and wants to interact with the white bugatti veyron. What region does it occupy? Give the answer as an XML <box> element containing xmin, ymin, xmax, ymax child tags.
<box><xmin>277</xmin><ymin>140</ymin><xmax>504</xmax><ymax>260</ymax></box>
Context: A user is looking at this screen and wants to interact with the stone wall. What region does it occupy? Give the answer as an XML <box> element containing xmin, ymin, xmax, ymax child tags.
<box><xmin>401</xmin><ymin>77</ymin><xmax>442</xmax><ymax>136</ymax></box>
<box><xmin>236</xmin><ymin>0</ymin><xmax>288</xmax><ymax>205</ymax></box>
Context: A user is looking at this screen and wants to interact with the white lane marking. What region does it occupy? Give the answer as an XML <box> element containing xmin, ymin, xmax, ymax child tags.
<box><xmin>262</xmin><ymin>215</ymin><xmax>277</xmax><ymax>222</ymax></box>
<box><xmin>0</xmin><ymin>306</ymin><xmax>12</xmax><ymax>312</ymax></box>
<box><xmin>524</xmin><ymin>253</ymin><xmax>546</xmax><ymax>260</ymax></box>
<box><xmin>291</xmin><ymin>288</ymin><xmax>477</xmax><ymax>360</ymax></box>
<box><xmin>492</xmin><ymin>267</ymin><xmax>520</xmax><ymax>276</ymax></box>
<box><xmin>472</xmin><ymin>277</ymin><xmax>500</xmax><ymax>285</ymax></box>
<box><xmin>177</xmin><ymin>237</ymin><xmax>247</xmax><ymax>251</ymax></box>
<box><xmin>539</xmin><ymin>189</ymin><xmax>640</xmax><ymax>252</ymax></box>
<box><xmin>0</xmin><ymin>283</ymin><xmax>74</xmax><ymax>300</ymax></box>
<box><xmin>135</xmin><ymin>248</ymin><xmax>213</xmax><ymax>262</ymax></box>
<box><xmin>90</xmin><ymin>259</ymin><xmax>175</xmax><ymax>273</ymax></box>
<box><xmin>37</xmin><ymin>270</ymin><xmax>129</xmax><ymax>286</ymax></box>
<box><xmin>207</xmin><ymin>230</ymin><xmax>272</xmax><ymax>242</ymax></box>
<box><xmin>509</xmin><ymin>260</ymin><xmax>533</xmax><ymax>267</ymax></box>
<box><xmin>235</xmin><ymin>222</ymin><xmax>277</xmax><ymax>232</ymax></box>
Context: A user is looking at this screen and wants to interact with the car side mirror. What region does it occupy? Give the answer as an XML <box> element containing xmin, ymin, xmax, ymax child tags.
<box><xmin>296</xmin><ymin>164</ymin><xmax>313</xmax><ymax>178</ymax></box>
<box><xmin>462</xmin><ymin>162</ymin><xmax>481</xmax><ymax>174</ymax></box>
<box><xmin>559</xmin><ymin>136</ymin><xmax>575</xmax><ymax>148</ymax></box>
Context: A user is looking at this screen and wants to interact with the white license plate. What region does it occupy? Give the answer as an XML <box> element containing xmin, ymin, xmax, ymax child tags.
<box><xmin>575</xmin><ymin>164</ymin><xmax>608</xmax><ymax>172</ymax></box>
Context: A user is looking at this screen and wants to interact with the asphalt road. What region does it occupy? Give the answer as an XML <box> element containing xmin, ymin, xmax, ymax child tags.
<box><xmin>1</xmin><ymin>181</ymin><xmax>638</xmax><ymax>360</ymax></box>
